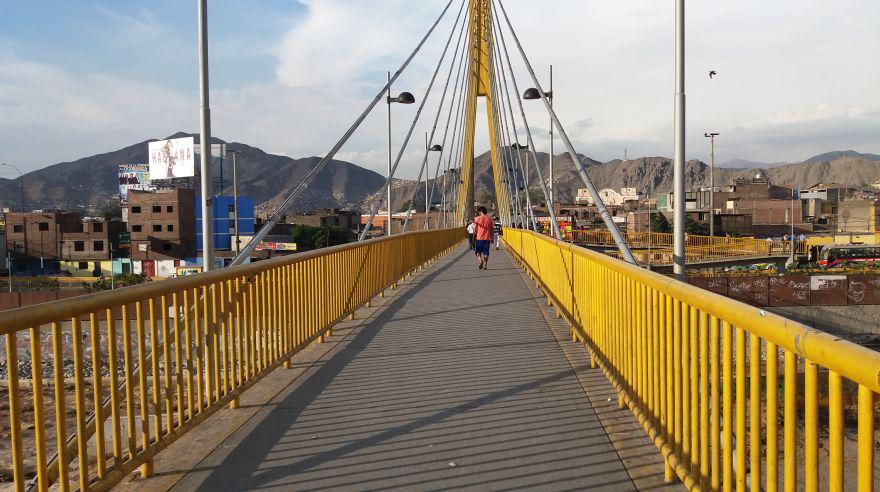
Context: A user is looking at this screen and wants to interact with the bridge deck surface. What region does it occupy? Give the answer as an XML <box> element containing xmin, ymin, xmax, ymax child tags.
<box><xmin>171</xmin><ymin>244</ymin><xmax>670</xmax><ymax>491</ymax></box>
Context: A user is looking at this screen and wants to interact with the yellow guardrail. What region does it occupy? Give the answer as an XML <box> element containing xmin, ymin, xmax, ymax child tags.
<box><xmin>573</xmin><ymin>230</ymin><xmax>807</xmax><ymax>263</ymax></box>
<box><xmin>504</xmin><ymin>228</ymin><xmax>878</xmax><ymax>491</ymax></box>
<box><xmin>1</xmin><ymin>228</ymin><xmax>463</xmax><ymax>491</ymax></box>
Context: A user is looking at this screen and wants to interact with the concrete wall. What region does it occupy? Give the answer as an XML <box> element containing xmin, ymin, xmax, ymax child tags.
<box><xmin>769</xmin><ymin>305</ymin><xmax>880</xmax><ymax>339</ymax></box>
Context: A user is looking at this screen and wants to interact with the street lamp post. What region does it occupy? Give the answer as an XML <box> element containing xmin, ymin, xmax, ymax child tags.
<box><xmin>386</xmin><ymin>71</ymin><xmax>416</xmax><ymax>236</ymax></box>
<box><xmin>1</xmin><ymin>163</ymin><xmax>25</xmax><ymax>212</ymax></box>
<box><xmin>426</xmin><ymin>137</ymin><xmax>443</xmax><ymax>230</ymax></box>
<box><xmin>523</xmin><ymin>80</ymin><xmax>554</xmax><ymax>212</ymax></box>
<box><xmin>197</xmin><ymin>0</ymin><xmax>214</xmax><ymax>271</ymax></box>
<box><xmin>704</xmin><ymin>132</ymin><xmax>719</xmax><ymax>240</ymax></box>
<box><xmin>673</xmin><ymin>0</ymin><xmax>687</xmax><ymax>281</ymax></box>
<box><xmin>511</xmin><ymin>143</ymin><xmax>531</xmax><ymax>229</ymax></box>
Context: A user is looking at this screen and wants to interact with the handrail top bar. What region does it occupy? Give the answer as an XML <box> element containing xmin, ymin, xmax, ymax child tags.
<box><xmin>507</xmin><ymin>227</ymin><xmax>880</xmax><ymax>393</ymax></box>
<box><xmin>0</xmin><ymin>227</ymin><xmax>464</xmax><ymax>335</ymax></box>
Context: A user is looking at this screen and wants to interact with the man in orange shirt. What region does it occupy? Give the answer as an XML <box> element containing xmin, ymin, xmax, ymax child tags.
<box><xmin>473</xmin><ymin>206</ymin><xmax>495</xmax><ymax>270</ymax></box>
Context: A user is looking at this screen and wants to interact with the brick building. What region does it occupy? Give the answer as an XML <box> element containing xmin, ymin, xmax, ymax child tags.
<box><xmin>59</xmin><ymin>219</ymin><xmax>126</xmax><ymax>262</ymax></box>
<box><xmin>127</xmin><ymin>189</ymin><xmax>197</xmax><ymax>260</ymax></box>
<box><xmin>4</xmin><ymin>211</ymin><xmax>82</xmax><ymax>259</ymax></box>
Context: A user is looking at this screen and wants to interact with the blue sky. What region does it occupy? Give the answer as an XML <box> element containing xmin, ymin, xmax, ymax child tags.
<box><xmin>1</xmin><ymin>0</ymin><xmax>878</xmax><ymax>180</ymax></box>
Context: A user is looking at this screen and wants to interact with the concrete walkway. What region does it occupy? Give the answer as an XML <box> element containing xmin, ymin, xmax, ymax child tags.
<box><xmin>172</xmin><ymin>244</ymin><xmax>660</xmax><ymax>491</ymax></box>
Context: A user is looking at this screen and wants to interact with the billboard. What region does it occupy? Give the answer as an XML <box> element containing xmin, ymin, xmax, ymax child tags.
<box><xmin>255</xmin><ymin>241</ymin><xmax>297</xmax><ymax>251</ymax></box>
<box><xmin>117</xmin><ymin>163</ymin><xmax>154</xmax><ymax>204</ymax></box>
<box><xmin>148</xmin><ymin>136</ymin><xmax>195</xmax><ymax>179</ymax></box>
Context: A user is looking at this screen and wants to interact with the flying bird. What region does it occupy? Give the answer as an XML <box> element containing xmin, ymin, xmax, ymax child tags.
<box><xmin>709</xmin><ymin>70</ymin><xmax>717</xmax><ymax>79</ymax></box>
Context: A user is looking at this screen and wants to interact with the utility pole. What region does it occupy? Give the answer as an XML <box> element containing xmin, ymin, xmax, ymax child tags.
<box><xmin>386</xmin><ymin>71</ymin><xmax>394</xmax><ymax>236</ymax></box>
<box><xmin>672</xmin><ymin>0</ymin><xmax>687</xmax><ymax>281</ymax></box>
<box><xmin>231</xmin><ymin>150</ymin><xmax>240</xmax><ymax>253</ymax></box>
<box><xmin>425</xmin><ymin>132</ymin><xmax>430</xmax><ymax>230</ymax></box>
<box><xmin>548</xmin><ymin>64</ymin><xmax>554</xmax><ymax>212</ymax></box>
<box><xmin>197</xmin><ymin>0</ymin><xmax>214</xmax><ymax>271</ymax></box>
<box><xmin>705</xmin><ymin>132</ymin><xmax>719</xmax><ymax>240</ymax></box>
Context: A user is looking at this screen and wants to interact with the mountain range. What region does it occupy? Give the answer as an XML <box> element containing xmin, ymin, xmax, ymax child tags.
<box><xmin>1</xmin><ymin>133</ymin><xmax>878</xmax><ymax>216</ymax></box>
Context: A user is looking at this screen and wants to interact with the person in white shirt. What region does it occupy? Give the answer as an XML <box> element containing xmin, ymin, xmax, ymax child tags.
<box><xmin>466</xmin><ymin>219</ymin><xmax>476</xmax><ymax>250</ymax></box>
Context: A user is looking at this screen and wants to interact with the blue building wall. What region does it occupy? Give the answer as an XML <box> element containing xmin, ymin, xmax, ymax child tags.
<box><xmin>196</xmin><ymin>195</ymin><xmax>255</xmax><ymax>251</ymax></box>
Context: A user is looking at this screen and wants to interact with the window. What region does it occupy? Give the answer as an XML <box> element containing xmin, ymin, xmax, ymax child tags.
<box><xmin>166</xmin><ymin>205</ymin><xmax>174</xmax><ymax>213</ymax></box>
<box><xmin>78</xmin><ymin>262</ymin><xmax>88</xmax><ymax>270</ymax></box>
<box><xmin>92</xmin><ymin>222</ymin><xmax>103</xmax><ymax>233</ymax></box>
<box><xmin>152</xmin><ymin>205</ymin><xmax>162</xmax><ymax>213</ymax></box>
<box><xmin>131</xmin><ymin>206</ymin><xmax>141</xmax><ymax>213</ymax></box>
<box><xmin>93</xmin><ymin>240</ymin><xmax>104</xmax><ymax>252</ymax></box>
<box><xmin>13</xmin><ymin>224</ymin><xmax>22</xmax><ymax>233</ymax></box>
<box><xmin>38</xmin><ymin>222</ymin><xmax>49</xmax><ymax>231</ymax></box>
<box><xmin>132</xmin><ymin>225</ymin><xmax>143</xmax><ymax>232</ymax></box>
<box><xmin>162</xmin><ymin>243</ymin><xmax>173</xmax><ymax>252</ymax></box>
<box><xmin>153</xmin><ymin>224</ymin><xmax>162</xmax><ymax>232</ymax></box>
<box><xmin>167</xmin><ymin>224</ymin><xmax>174</xmax><ymax>232</ymax></box>
<box><xmin>74</xmin><ymin>241</ymin><xmax>85</xmax><ymax>252</ymax></box>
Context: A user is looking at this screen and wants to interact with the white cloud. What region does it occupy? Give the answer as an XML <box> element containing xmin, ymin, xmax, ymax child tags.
<box><xmin>2</xmin><ymin>0</ymin><xmax>879</xmax><ymax>180</ymax></box>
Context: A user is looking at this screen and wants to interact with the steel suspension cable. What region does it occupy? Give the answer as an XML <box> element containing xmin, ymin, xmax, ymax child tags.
<box><xmin>490</xmin><ymin>7</ymin><xmax>561</xmax><ymax>238</ymax></box>
<box><xmin>229</xmin><ymin>0</ymin><xmax>457</xmax><ymax>264</ymax></box>
<box><xmin>495</xmin><ymin>0</ymin><xmax>636</xmax><ymax>263</ymax></box>
<box><xmin>359</xmin><ymin>0</ymin><xmax>468</xmax><ymax>241</ymax></box>
<box><xmin>400</xmin><ymin>7</ymin><xmax>470</xmax><ymax>232</ymax></box>
<box><xmin>423</xmin><ymin>27</ymin><xmax>471</xmax><ymax>230</ymax></box>
<box><xmin>491</xmin><ymin>18</ymin><xmax>534</xmax><ymax>229</ymax></box>
<box><xmin>490</xmin><ymin>32</ymin><xmax>527</xmax><ymax>228</ymax></box>
<box><xmin>484</xmin><ymin>23</ymin><xmax>515</xmax><ymax>226</ymax></box>
<box><xmin>442</xmin><ymin>41</ymin><xmax>472</xmax><ymax>228</ymax></box>
<box><xmin>488</xmin><ymin>37</ymin><xmax>522</xmax><ymax>228</ymax></box>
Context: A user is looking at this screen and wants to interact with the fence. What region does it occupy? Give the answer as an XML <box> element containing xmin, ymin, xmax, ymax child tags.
<box><xmin>0</xmin><ymin>228</ymin><xmax>463</xmax><ymax>491</ymax></box>
<box><xmin>573</xmin><ymin>230</ymin><xmax>807</xmax><ymax>263</ymax></box>
<box><xmin>503</xmin><ymin>228</ymin><xmax>879</xmax><ymax>491</ymax></box>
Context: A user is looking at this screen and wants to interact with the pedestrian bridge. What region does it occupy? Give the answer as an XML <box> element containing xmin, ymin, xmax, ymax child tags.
<box><xmin>2</xmin><ymin>228</ymin><xmax>879</xmax><ymax>491</ymax></box>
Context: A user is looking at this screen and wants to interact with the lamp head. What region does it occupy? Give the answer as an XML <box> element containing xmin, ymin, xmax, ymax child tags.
<box><xmin>393</xmin><ymin>91</ymin><xmax>415</xmax><ymax>104</ymax></box>
<box><xmin>523</xmin><ymin>87</ymin><xmax>542</xmax><ymax>100</ymax></box>
<box><xmin>429</xmin><ymin>144</ymin><xmax>442</xmax><ymax>152</ymax></box>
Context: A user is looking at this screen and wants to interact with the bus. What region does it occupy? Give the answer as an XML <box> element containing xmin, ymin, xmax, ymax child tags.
<box><xmin>818</xmin><ymin>245</ymin><xmax>880</xmax><ymax>268</ymax></box>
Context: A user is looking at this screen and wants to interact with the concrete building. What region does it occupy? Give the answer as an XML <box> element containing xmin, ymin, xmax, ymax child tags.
<box><xmin>576</xmin><ymin>188</ymin><xmax>641</xmax><ymax>206</ymax></box>
<box><xmin>727</xmin><ymin>198</ymin><xmax>802</xmax><ymax>225</ymax></box>
<box><xmin>5</xmin><ymin>211</ymin><xmax>82</xmax><ymax>259</ymax></box>
<box><xmin>837</xmin><ymin>199</ymin><xmax>880</xmax><ymax>233</ymax></box>
<box><xmin>127</xmin><ymin>188</ymin><xmax>197</xmax><ymax>261</ymax></box>
<box><xmin>196</xmin><ymin>195</ymin><xmax>256</xmax><ymax>252</ymax></box>
<box><xmin>288</xmin><ymin>209</ymin><xmax>361</xmax><ymax>231</ymax></box>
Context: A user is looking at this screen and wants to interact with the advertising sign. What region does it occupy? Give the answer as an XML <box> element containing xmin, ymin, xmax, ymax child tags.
<box><xmin>148</xmin><ymin>137</ymin><xmax>195</xmax><ymax>179</ymax></box>
<box><xmin>255</xmin><ymin>242</ymin><xmax>297</xmax><ymax>252</ymax></box>
<box><xmin>117</xmin><ymin>163</ymin><xmax>154</xmax><ymax>204</ymax></box>
<box><xmin>176</xmin><ymin>266</ymin><xmax>203</xmax><ymax>277</ymax></box>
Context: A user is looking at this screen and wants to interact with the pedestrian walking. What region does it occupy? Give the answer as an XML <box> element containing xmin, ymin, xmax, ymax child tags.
<box><xmin>493</xmin><ymin>218</ymin><xmax>503</xmax><ymax>250</ymax></box>
<box><xmin>466</xmin><ymin>219</ymin><xmax>476</xmax><ymax>250</ymax></box>
<box><xmin>473</xmin><ymin>207</ymin><xmax>494</xmax><ymax>270</ymax></box>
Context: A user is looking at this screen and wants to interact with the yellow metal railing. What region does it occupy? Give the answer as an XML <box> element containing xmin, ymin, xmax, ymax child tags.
<box><xmin>1</xmin><ymin>228</ymin><xmax>462</xmax><ymax>491</ymax></box>
<box><xmin>573</xmin><ymin>230</ymin><xmax>807</xmax><ymax>263</ymax></box>
<box><xmin>504</xmin><ymin>228</ymin><xmax>878</xmax><ymax>491</ymax></box>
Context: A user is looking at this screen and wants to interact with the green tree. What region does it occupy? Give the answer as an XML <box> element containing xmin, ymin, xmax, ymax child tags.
<box><xmin>396</xmin><ymin>200</ymin><xmax>412</xmax><ymax>213</ymax></box>
<box><xmin>649</xmin><ymin>211</ymin><xmax>672</xmax><ymax>233</ymax></box>
<box><xmin>528</xmin><ymin>187</ymin><xmax>546</xmax><ymax>207</ymax></box>
<box><xmin>99</xmin><ymin>203</ymin><xmax>122</xmax><ymax>220</ymax></box>
<box><xmin>684</xmin><ymin>216</ymin><xmax>710</xmax><ymax>236</ymax></box>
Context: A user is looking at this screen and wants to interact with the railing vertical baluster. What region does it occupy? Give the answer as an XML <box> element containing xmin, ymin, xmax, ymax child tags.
<box><xmin>735</xmin><ymin>326</ymin><xmax>746</xmax><ymax>492</ymax></box>
<box><xmin>5</xmin><ymin>331</ymin><xmax>25</xmax><ymax>489</ymax></box>
<box><xmin>203</xmin><ymin>286</ymin><xmax>215</xmax><ymax>405</ymax></box>
<box><xmin>664</xmin><ymin>294</ymin><xmax>675</xmax><ymax>482</ymax></box>
<box><xmin>135</xmin><ymin>301</ymin><xmax>153</xmax><ymax>477</ymax></box>
<box><xmin>784</xmin><ymin>350</ymin><xmax>797</xmax><ymax>492</ymax></box>
<box><xmin>71</xmin><ymin>317</ymin><xmax>89</xmax><ymax>491</ymax></box>
<box><xmin>105</xmin><ymin>309</ymin><xmax>122</xmax><ymax>469</ymax></box>
<box><xmin>172</xmin><ymin>292</ymin><xmax>185</xmax><ymax>427</ymax></box>
<box><xmin>30</xmin><ymin>326</ymin><xmax>49</xmax><ymax>491</ymax></box>
<box><xmin>681</xmin><ymin>303</ymin><xmax>691</xmax><ymax>472</ymax></box>
<box><xmin>749</xmin><ymin>333</ymin><xmax>762</xmax><ymax>492</ymax></box>
<box><xmin>699</xmin><ymin>312</ymin><xmax>710</xmax><ymax>490</ymax></box>
<box><xmin>51</xmin><ymin>321</ymin><xmax>71</xmax><ymax>491</ymax></box>
<box><xmin>805</xmin><ymin>360</ymin><xmax>818</xmax><ymax>491</ymax></box>
<box><xmin>710</xmin><ymin>315</ymin><xmax>721</xmax><ymax>491</ymax></box>
<box><xmin>722</xmin><ymin>320</ymin><xmax>733</xmax><ymax>492</ymax></box>
<box><xmin>161</xmin><ymin>295</ymin><xmax>174</xmax><ymax>433</ymax></box>
<box><xmin>828</xmin><ymin>371</ymin><xmax>844</xmax><ymax>492</ymax></box>
<box><xmin>857</xmin><ymin>385</ymin><xmax>874</xmax><ymax>492</ymax></box>
<box><xmin>766</xmin><ymin>341</ymin><xmax>779</xmax><ymax>492</ymax></box>
<box><xmin>148</xmin><ymin>298</ymin><xmax>161</xmax><ymax>443</ymax></box>
<box><xmin>689</xmin><ymin>305</ymin><xmax>699</xmax><ymax>476</ymax></box>
<box><xmin>673</xmin><ymin>299</ymin><xmax>683</xmax><ymax>462</ymax></box>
